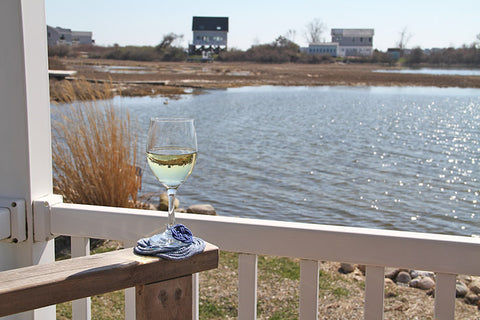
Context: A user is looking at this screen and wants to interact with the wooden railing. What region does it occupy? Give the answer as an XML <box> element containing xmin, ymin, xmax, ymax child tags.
<box><xmin>37</xmin><ymin>200</ymin><xmax>480</xmax><ymax>320</ymax></box>
<box><xmin>0</xmin><ymin>244</ymin><xmax>218</xmax><ymax>319</ymax></box>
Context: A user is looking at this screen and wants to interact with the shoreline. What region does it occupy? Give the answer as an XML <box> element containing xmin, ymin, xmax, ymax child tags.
<box><xmin>50</xmin><ymin>58</ymin><xmax>480</xmax><ymax>100</ymax></box>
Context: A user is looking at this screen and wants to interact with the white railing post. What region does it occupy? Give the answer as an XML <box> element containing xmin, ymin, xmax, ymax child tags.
<box><xmin>125</xmin><ymin>288</ymin><xmax>136</xmax><ymax>320</ymax></box>
<box><xmin>434</xmin><ymin>273</ymin><xmax>457</xmax><ymax>320</ymax></box>
<box><xmin>238</xmin><ymin>253</ymin><xmax>257</xmax><ymax>320</ymax></box>
<box><xmin>0</xmin><ymin>0</ymin><xmax>55</xmax><ymax>319</ymax></box>
<box><xmin>71</xmin><ymin>237</ymin><xmax>92</xmax><ymax>320</ymax></box>
<box><xmin>299</xmin><ymin>259</ymin><xmax>319</xmax><ymax>320</ymax></box>
<box><xmin>364</xmin><ymin>265</ymin><xmax>385</xmax><ymax>320</ymax></box>
<box><xmin>192</xmin><ymin>273</ymin><xmax>200</xmax><ymax>320</ymax></box>
<box><xmin>124</xmin><ymin>240</ymin><xmax>137</xmax><ymax>320</ymax></box>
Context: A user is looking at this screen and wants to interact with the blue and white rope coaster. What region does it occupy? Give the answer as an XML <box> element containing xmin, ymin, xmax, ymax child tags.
<box><xmin>134</xmin><ymin>224</ymin><xmax>205</xmax><ymax>260</ymax></box>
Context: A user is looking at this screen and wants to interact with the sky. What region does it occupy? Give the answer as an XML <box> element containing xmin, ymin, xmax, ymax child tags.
<box><xmin>45</xmin><ymin>0</ymin><xmax>480</xmax><ymax>51</ymax></box>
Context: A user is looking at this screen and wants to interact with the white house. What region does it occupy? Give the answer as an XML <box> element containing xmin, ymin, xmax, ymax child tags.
<box><xmin>331</xmin><ymin>28</ymin><xmax>374</xmax><ymax>57</ymax></box>
<box><xmin>304</xmin><ymin>28</ymin><xmax>374</xmax><ymax>57</ymax></box>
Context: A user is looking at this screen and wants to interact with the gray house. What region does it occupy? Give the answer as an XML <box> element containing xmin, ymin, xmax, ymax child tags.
<box><xmin>47</xmin><ymin>25</ymin><xmax>93</xmax><ymax>46</ymax></box>
<box><xmin>331</xmin><ymin>28</ymin><xmax>374</xmax><ymax>57</ymax></box>
<box><xmin>189</xmin><ymin>16</ymin><xmax>228</xmax><ymax>55</ymax></box>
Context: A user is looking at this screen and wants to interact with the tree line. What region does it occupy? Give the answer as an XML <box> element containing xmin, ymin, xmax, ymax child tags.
<box><xmin>48</xmin><ymin>33</ymin><xmax>186</xmax><ymax>62</ymax></box>
<box><xmin>403</xmin><ymin>46</ymin><xmax>480</xmax><ymax>66</ymax></box>
<box><xmin>49</xmin><ymin>42</ymin><xmax>480</xmax><ymax>67</ymax></box>
<box><xmin>48</xmin><ymin>28</ymin><xmax>480</xmax><ymax>67</ymax></box>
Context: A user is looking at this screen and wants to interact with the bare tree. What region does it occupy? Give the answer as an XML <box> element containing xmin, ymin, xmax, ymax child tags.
<box><xmin>284</xmin><ymin>29</ymin><xmax>297</xmax><ymax>43</ymax></box>
<box><xmin>396</xmin><ymin>27</ymin><xmax>413</xmax><ymax>50</ymax></box>
<box><xmin>305</xmin><ymin>18</ymin><xmax>326</xmax><ymax>44</ymax></box>
<box><xmin>156</xmin><ymin>33</ymin><xmax>184</xmax><ymax>51</ymax></box>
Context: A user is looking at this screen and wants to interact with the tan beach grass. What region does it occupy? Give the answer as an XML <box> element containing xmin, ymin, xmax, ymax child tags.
<box><xmin>52</xmin><ymin>79</ymin><xmax>140</xmax><ymax>207</ymax></box>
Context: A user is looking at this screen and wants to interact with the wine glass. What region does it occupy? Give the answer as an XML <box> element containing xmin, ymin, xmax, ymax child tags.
<box><xmin>146</xmin><ymin>118</ymin><xmax>197</xmax><ymax>249</ymax></box>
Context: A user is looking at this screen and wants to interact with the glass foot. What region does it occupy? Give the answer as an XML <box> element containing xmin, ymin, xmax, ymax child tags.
<box><xmin>148</xmin><ymin>227</ymin><xmax>189</xmax><ymax>251</ymax></box>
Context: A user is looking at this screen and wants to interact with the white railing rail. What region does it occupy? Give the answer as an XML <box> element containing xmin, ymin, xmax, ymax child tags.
<box><xmin>40</xmin><ymin>200</ymin><xmax>480</xmax><ymax>320</ymax></box>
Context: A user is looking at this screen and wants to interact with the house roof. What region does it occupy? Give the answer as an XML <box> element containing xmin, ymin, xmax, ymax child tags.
<box><xmin>331</xmin><ymin>28</ymin><xmax>374</xmax><ymax>37</ymax></box>
<box><xmin>47</xmin><ymin>25</ymin><xmax>72</xmax><ymax>33</ymax></box>
<box><xmin>192</xmin><ymin>17</ymin><xmax>229</xmax><ymax>32</ymax></box>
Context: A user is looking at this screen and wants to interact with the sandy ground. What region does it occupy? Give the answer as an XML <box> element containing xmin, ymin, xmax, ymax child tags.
<box><xmin>51</xmin><ymin>58</ymin><xmax>480</xmax><ymax>100</ymax></box>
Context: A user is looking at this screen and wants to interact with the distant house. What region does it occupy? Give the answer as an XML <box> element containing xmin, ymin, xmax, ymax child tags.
<box><xmin>71</xmin><ymin>31</ymin><xmax>94</xmax><ymax>45</ymax></box>
<box><xmin>47</xmin><ymin>26</ymin><xmax>71</xmax><ymax>46</ymax></box>
<box><xmin>331</xmin><ymin>28</ymin><xmax>374</xmax><ymax>57</ymax></box>
<box><xmin>189</xmin><ymin>16</ymin><xmax>228</xmax><ymax>55</ymax></box>
<box><xmin>306</xmin><ymin>42</ymin><xmax>339</xmax><ymax>57</ymax></box>
<box><xmin>387</xmin><ymin>48</ymin><xmax>401</xmax><ymax>60</ymax></box>
<box><xmin>47</xmin><ymin>25</ymin><xmax>93</xmax><ymax>46</ymax></box>
<box><xmin>304</xmin><ymin>28</ymin><xmax>374</xmax><ymax>57</ymax></box>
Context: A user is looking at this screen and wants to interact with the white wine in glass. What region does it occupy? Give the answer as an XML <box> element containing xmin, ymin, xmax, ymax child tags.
<box><xmin>146</xmin><ymin>118</ymin><xmax>197</xmax><ymax>248</ymax></box>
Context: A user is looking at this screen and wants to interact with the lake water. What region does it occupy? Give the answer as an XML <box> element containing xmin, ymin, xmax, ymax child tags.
<box><xmin>374</xmin><ymin>68</ymin><xmax>480</xmax><ymax>76</ymax></box>
<box><xmin>100</xmin><ymin>86</ymin><xmax>480</xmax><ymax>237</ymax></box>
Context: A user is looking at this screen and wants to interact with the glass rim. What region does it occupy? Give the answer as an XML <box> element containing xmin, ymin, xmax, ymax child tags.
<box><xmin>150</xmin><ymin>117</ymin><xmax>194</xmax><ymax>122</ymax></box>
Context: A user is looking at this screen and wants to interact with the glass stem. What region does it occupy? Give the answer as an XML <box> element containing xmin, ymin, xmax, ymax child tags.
<box><xmin>167</xmin><ymin>188</ymin><xmax>177</xmax><ymax>229</ymax></box>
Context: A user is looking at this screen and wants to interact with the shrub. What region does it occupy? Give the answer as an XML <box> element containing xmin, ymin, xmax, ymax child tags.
<box><xmin>48</xmin><ymin>44</ymin><xmax>72</xmax><ymax>58</ymax></box>
<box><xmin>217</xmin><ymin>49</ymin><xmax>247</xmax><ymax>62</ymax></box>
<box><xmin>297</xmin><ymin>53</ymin><xmax>335</xmax><ymax>64</ymax></box>
<box><xmin>244</xmin><ymin>43</ymin><xmax>301</xmax><ymax>63</ymax></box>
<box><xmin>218</xmin><ymin>41</ymin><xmax>337</xmax><ymax>64</ymax></box>
<box><xmin>160</xmin><ymin>47</ymin><xmax>187</xmax><ymax>61</ymax></box>
<box><xmin>52</xmin><ymin>80</ymin><xmax>141</xmax><ymax>208</ymax></box>
<box><xmin>103</xmin><ymin>46</ymin><xmax>158</xmax><ymax>61</ymax></box>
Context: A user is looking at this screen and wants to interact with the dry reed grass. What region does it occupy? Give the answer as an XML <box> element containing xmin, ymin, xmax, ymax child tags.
<box><xmin>50</xmin><ymin>77</ymin><xmax>113</xmax><ymax>103</ymax></box>
<box><xmin>48</xmin><ymin>57</ymin><xmax>67</xmax><ymax>70</ymax></box>
<box><xmin>52</xmin><ymin>79</ymin><xmax>141</xmax><ymax>208</ymax></box>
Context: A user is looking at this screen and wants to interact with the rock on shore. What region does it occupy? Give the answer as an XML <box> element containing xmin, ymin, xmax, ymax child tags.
<box><xmin>341</xmin><ymin>263</ymin><xmax>480</xmax><ymax>308</ymax></box>
<box><xmin>157</xmin><ymin>192</ymin><xmax>217</xmax><ymax>216</ymax></box>
<box><xmin>187</xmin><ymin>204</ymin><xmax>217</xmax><ymax>215</ymax></box>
